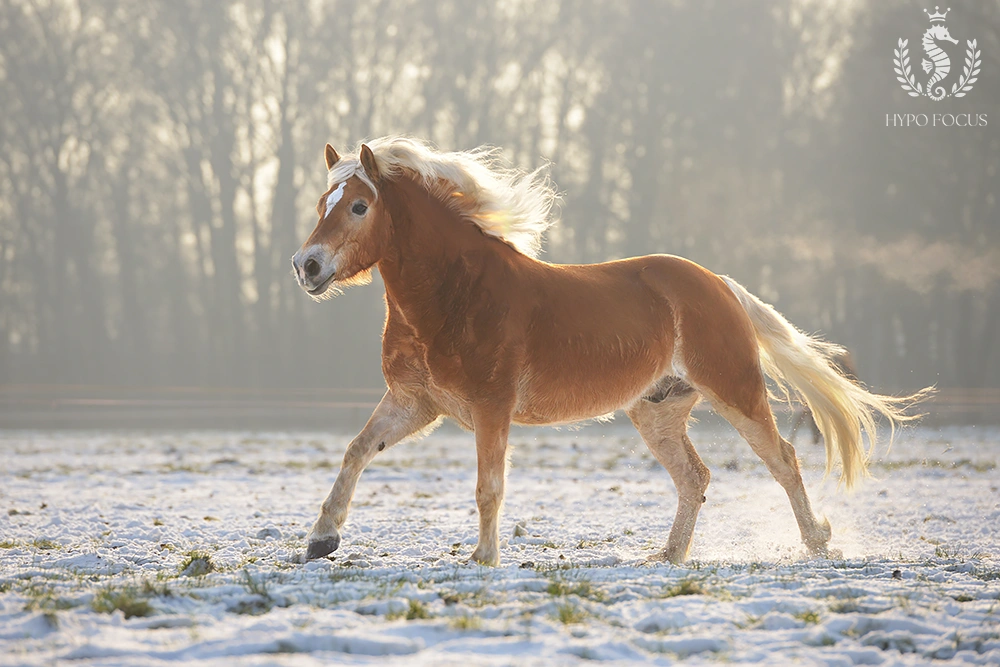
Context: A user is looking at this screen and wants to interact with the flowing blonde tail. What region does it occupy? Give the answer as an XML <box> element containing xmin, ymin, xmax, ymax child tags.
<box><xmin>721</xmin><ymin>276</ymin><xmax>933</xmax><ymax>489</ymax></box>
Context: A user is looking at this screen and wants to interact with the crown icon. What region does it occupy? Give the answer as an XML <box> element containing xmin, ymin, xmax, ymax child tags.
<box><xmin>924</xmin><ymin>6</ymin><xmax>949</xmax><ymax>22</ymax></box>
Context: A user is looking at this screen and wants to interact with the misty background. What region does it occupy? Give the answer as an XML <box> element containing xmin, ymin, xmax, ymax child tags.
<box><xmin>1</xmin><ymin>0</ymin><xmax>998</xmax><ymax>425</ymax></box>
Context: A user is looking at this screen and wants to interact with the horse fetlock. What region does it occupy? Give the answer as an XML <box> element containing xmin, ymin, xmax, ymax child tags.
<box><xmin>803</xmin><ymin>520</ymin><xmax>832</xmax><ymax>556</ymax></box>
<box><xmin>470</xmin><ymin>543</ymin><xmax>500</xmax><ymax>566</ymax></box>
<box><xmin>327</xmin><ymin>507</ymin><xmax>350</xmax><ymax>530</ymax></box>
<box><xmin>663</xmin><ymin>531</ymin><xmax>695</xmax><ymax>563</ymax></box>
<box><xmin>646</xmin><ymin>546</ymin><xmax>687</xmax><ymax>565</ymax></box>
<box><xmin>320</xmin><ymin>490</ymin><xmax>353</xmax><ymax>527</ymax></box>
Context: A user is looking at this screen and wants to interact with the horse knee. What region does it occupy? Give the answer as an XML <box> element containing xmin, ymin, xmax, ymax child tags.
<box><xmin>343</xmin><ymin>438</ymin><xmax>379</xmax><ymax>468</ymax></box>
<box><xmin>476</xmin><ymin>474</ymin><xmax>504</xmax><ymax>511</ymax></box>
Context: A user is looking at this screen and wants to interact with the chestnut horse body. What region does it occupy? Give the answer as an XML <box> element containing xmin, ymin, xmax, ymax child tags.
<box><xmin>292</xmin><ymin>137</ymin><xmax>924</xmax><ymax>565</ymax></box>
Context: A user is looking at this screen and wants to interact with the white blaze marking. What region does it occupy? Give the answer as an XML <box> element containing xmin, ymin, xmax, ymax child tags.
<box><xmin>325</xmin><ymin>182</ymin><xmax>346</xmax><ymax>218</ymax></box>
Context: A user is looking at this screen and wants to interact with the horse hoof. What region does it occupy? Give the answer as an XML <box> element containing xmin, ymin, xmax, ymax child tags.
<box><xmin>645</xmin><ymin>548</ymin><xmax>685</xmax><ymax>565</ymax></box>
<box><xmin>817</xmin><ymin>546</ymin><xmax>843</xmax><ymax>560</ymax></box>
<box><xmin>468</xmin><ymin>548</ymin><xmax>499</xmax><ymax>567</ymax></box>
<box><xmin>306</xmin><ymin>535</ymin><xmax>340</xmax><ymax>560</ymax></box>
<box><xmin>805</xmin><ymin>542</ymin><xmax>840</xmax><ymax>560</ymax></box>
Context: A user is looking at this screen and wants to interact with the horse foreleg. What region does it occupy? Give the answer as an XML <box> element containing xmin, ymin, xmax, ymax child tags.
<box><xmin>305</xmin><ymin>391</ymin><xmax>438</xmax><ymax>560</ymax></box>
<box><xmin>469</xmin><ymin>409</ymin><xmax>511</xmax><ymax>566</ymax></box>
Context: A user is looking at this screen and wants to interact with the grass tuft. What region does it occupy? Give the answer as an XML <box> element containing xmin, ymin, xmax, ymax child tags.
<box><xmin>405</xmin><ymin>599</ymin><xmax>431</xmax><ymax>620</ymax></box>
<box><xmin>735</xmin><ymin>614</ymin><xmax>761</xmax><ymax>629</ymax></box>
<box><xmin>179</xmin><ymin>551</ymin><xmax>215</xmax><ymax>576</ymax></box>
<box><xmin>555</xmin><ymin>602</ymin><xmax>587</xmax><ymax>624</ymax></box>
<box><xmin>828</xmin><ymin>589</ymin><xmax>863</xmax><ymax>614</ymax></box>
<box><xmin>450</xmin><ymin>614</ymin><xmax>481</xmax><ymax>630</ymax></box>
<box><xmin>547</xmin><ymin>577</ymin><xmax>605</xmax><ymax>602</ymax></box>
<box><xmin>971</xmin><ymin>567</ymin><xmax>1000</xmax><ymax>582</ymax></box>
<box><xmin>31</xmin><ymin>538</ymin><xmax>60</xmax><ymax>550</ymax></box>
<box><xmin>664</xmin><ymin>578</ymin><xmax>706</xmax><ymax>597</ymax></box>
<box><xmin>241</xmin><ymin>569</ymin><xmax>270</xmax><ymax>598</ymax></box>
<box><xmin>228</xmin><ymin>569</ymin><xmax>274</xmax><ymax>615</ymax></box>
<box><xmin>22</xmin><ymin>585</ymin><xmax>78</xmax><ymax>613</ymax></box>
<box><xmin>140</xmin><ymin>579</ymin><xmax>172</xmax><ymax>598</ymax></box>
<box><xmin>91</xmin><ymin>587</ymin><xmax>155</xmax><ymax>619</ymax></box>
<box><xmin>794</xmin><ymin>610</ymin><xmax>821</xmax><ymax>625</ymax></box>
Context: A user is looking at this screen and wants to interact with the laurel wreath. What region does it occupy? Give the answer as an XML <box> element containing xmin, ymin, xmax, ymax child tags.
<box><xmin>893</xmin><ymin>39</ymin><xmax>922</xmax><ymax>97</ymax></box>
<box><xmin>951</xmin><ymin>39</ymin><xmax>981</xmax><ymax>97</ymax></box>
<box><xmin>895</xmin><ymin>37</ymin><xmax>982</xmax><ymax>99</ymax></box>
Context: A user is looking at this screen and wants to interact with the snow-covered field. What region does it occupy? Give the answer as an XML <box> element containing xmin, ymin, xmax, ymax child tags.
<box><xmin>1</xmin><ymin>420</ymin><xmax>998</xmax><ymax>666</ymax></box>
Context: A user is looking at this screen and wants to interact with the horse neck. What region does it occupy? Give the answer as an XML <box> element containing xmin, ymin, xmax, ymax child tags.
<box><xmin>377</xmin><ymin>175</ymin><xmax>511</xmax><ymax>324</ymax></box>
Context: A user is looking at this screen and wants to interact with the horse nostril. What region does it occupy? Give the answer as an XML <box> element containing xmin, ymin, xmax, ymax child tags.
<box><xmin>304</xmin><ymin>258</ymin><xmax>321</xmax><ymax>279</ymax></box>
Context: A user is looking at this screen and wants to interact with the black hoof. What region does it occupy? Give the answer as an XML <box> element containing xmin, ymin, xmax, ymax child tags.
<box><xmin>306</xmin><ymin>535</ymin><xmax>340</xmax><ymax>560</ymax></box>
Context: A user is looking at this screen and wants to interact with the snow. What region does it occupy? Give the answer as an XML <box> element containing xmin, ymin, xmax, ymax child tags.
<box><xmin>1</xmin><ymin>421</ymin><xmax>998</xmax><ymax>665</ymax></box>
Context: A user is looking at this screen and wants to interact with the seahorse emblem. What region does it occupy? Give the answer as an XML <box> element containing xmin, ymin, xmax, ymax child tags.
<box><xmin>892</xmin><ymin>7</ymin><xmax>982</xmax><ymax>100</ymax></box>
<box><xmin>921</xmin><ymin>23</ymin><xmax>959</xmax><ymax>101</ymax></box>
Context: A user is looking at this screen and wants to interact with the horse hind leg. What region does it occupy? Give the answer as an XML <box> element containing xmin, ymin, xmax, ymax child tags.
<box><xmin>627</xmin><ymin>378</ymin><xmax>708</xmax><ymax>564</ymax></box>
<box><xmin>707</xmin><ymin>391</ymin><xmax>833</xmax><ymax>557</ymax></box>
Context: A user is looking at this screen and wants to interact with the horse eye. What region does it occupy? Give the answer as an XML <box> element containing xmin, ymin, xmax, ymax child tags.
<box><xmin>352</xmin><ymin>202</ymin><xmax>368</xmax><ymax>216</ymax></box>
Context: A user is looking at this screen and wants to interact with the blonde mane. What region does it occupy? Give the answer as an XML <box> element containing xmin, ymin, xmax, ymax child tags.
<box><xmin>327</xmin><ymin>136</ymin><xmax>558</xmax><ymax>258</ymax></box>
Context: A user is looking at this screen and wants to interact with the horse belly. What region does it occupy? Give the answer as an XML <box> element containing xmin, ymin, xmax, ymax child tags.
<box><xmin>512</xmin><ymin>353</ymin><xmax>667</xmax><ymax>425</ymax></box>
<box><xmin>513</xmin><ymin>274</ymin><xmax>675</xmax><ymax>424</ymax></box>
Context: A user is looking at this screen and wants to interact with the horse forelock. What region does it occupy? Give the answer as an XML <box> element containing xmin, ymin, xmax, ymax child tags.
<box><xmin>325</xmin><ymin>136</ymin><xmax>558</xmax><ymax>258</ymax></box>
<box><xmin>327</xmin><ymin>159</ymin><xmax>378</xmax><ymax>199</ymax></box>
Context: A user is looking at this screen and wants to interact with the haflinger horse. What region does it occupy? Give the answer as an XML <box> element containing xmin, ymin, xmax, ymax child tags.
<box><xmin>292</xmin><ymin>136</ymin><xmax>928</xmax><ymax>566</ymax></box>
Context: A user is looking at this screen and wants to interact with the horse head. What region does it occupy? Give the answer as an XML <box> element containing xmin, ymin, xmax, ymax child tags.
<box><xmin>292</xmin><ymin>144</ymin><xmax>391</xmax><ymax>298</ymax></box>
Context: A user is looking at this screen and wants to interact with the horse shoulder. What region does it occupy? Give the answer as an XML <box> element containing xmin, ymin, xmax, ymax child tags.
<box><xmin>381</xmin><ymin>299</ymin><xmax>432</xmax><ymax>395</ymax></box>
<box><xmin>435</xmin><ymin>250</ymin><xmax>525</xmax><ymax>396</ymax></box>
<box><xmin>384</xmin><ymin>249</ymin><xmax>525</xmax><ymax>411</ymax></box>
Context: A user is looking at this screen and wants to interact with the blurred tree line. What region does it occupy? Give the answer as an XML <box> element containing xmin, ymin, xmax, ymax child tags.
<box><xmin>0</xmin><ymin>0</ymin><xmax>997</xmax><ymax>392</ymax></box>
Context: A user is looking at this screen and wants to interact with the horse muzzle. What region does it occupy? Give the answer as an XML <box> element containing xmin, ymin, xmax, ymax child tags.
<box><xmin>291</xmin><ymin>246</ymin><xmax>336</xmax><ymax>295</ymax></box>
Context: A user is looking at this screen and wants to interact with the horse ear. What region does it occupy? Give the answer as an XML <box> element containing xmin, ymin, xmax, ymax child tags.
<box><xmin>359</xmin><ymin>144</ymin><xmax>381</xmax><ymax>182</ymax></box>
<box><xmin>325</xmin><ymin>144</ymin><xmax>340</xmax><ymax>170</ymax></box>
